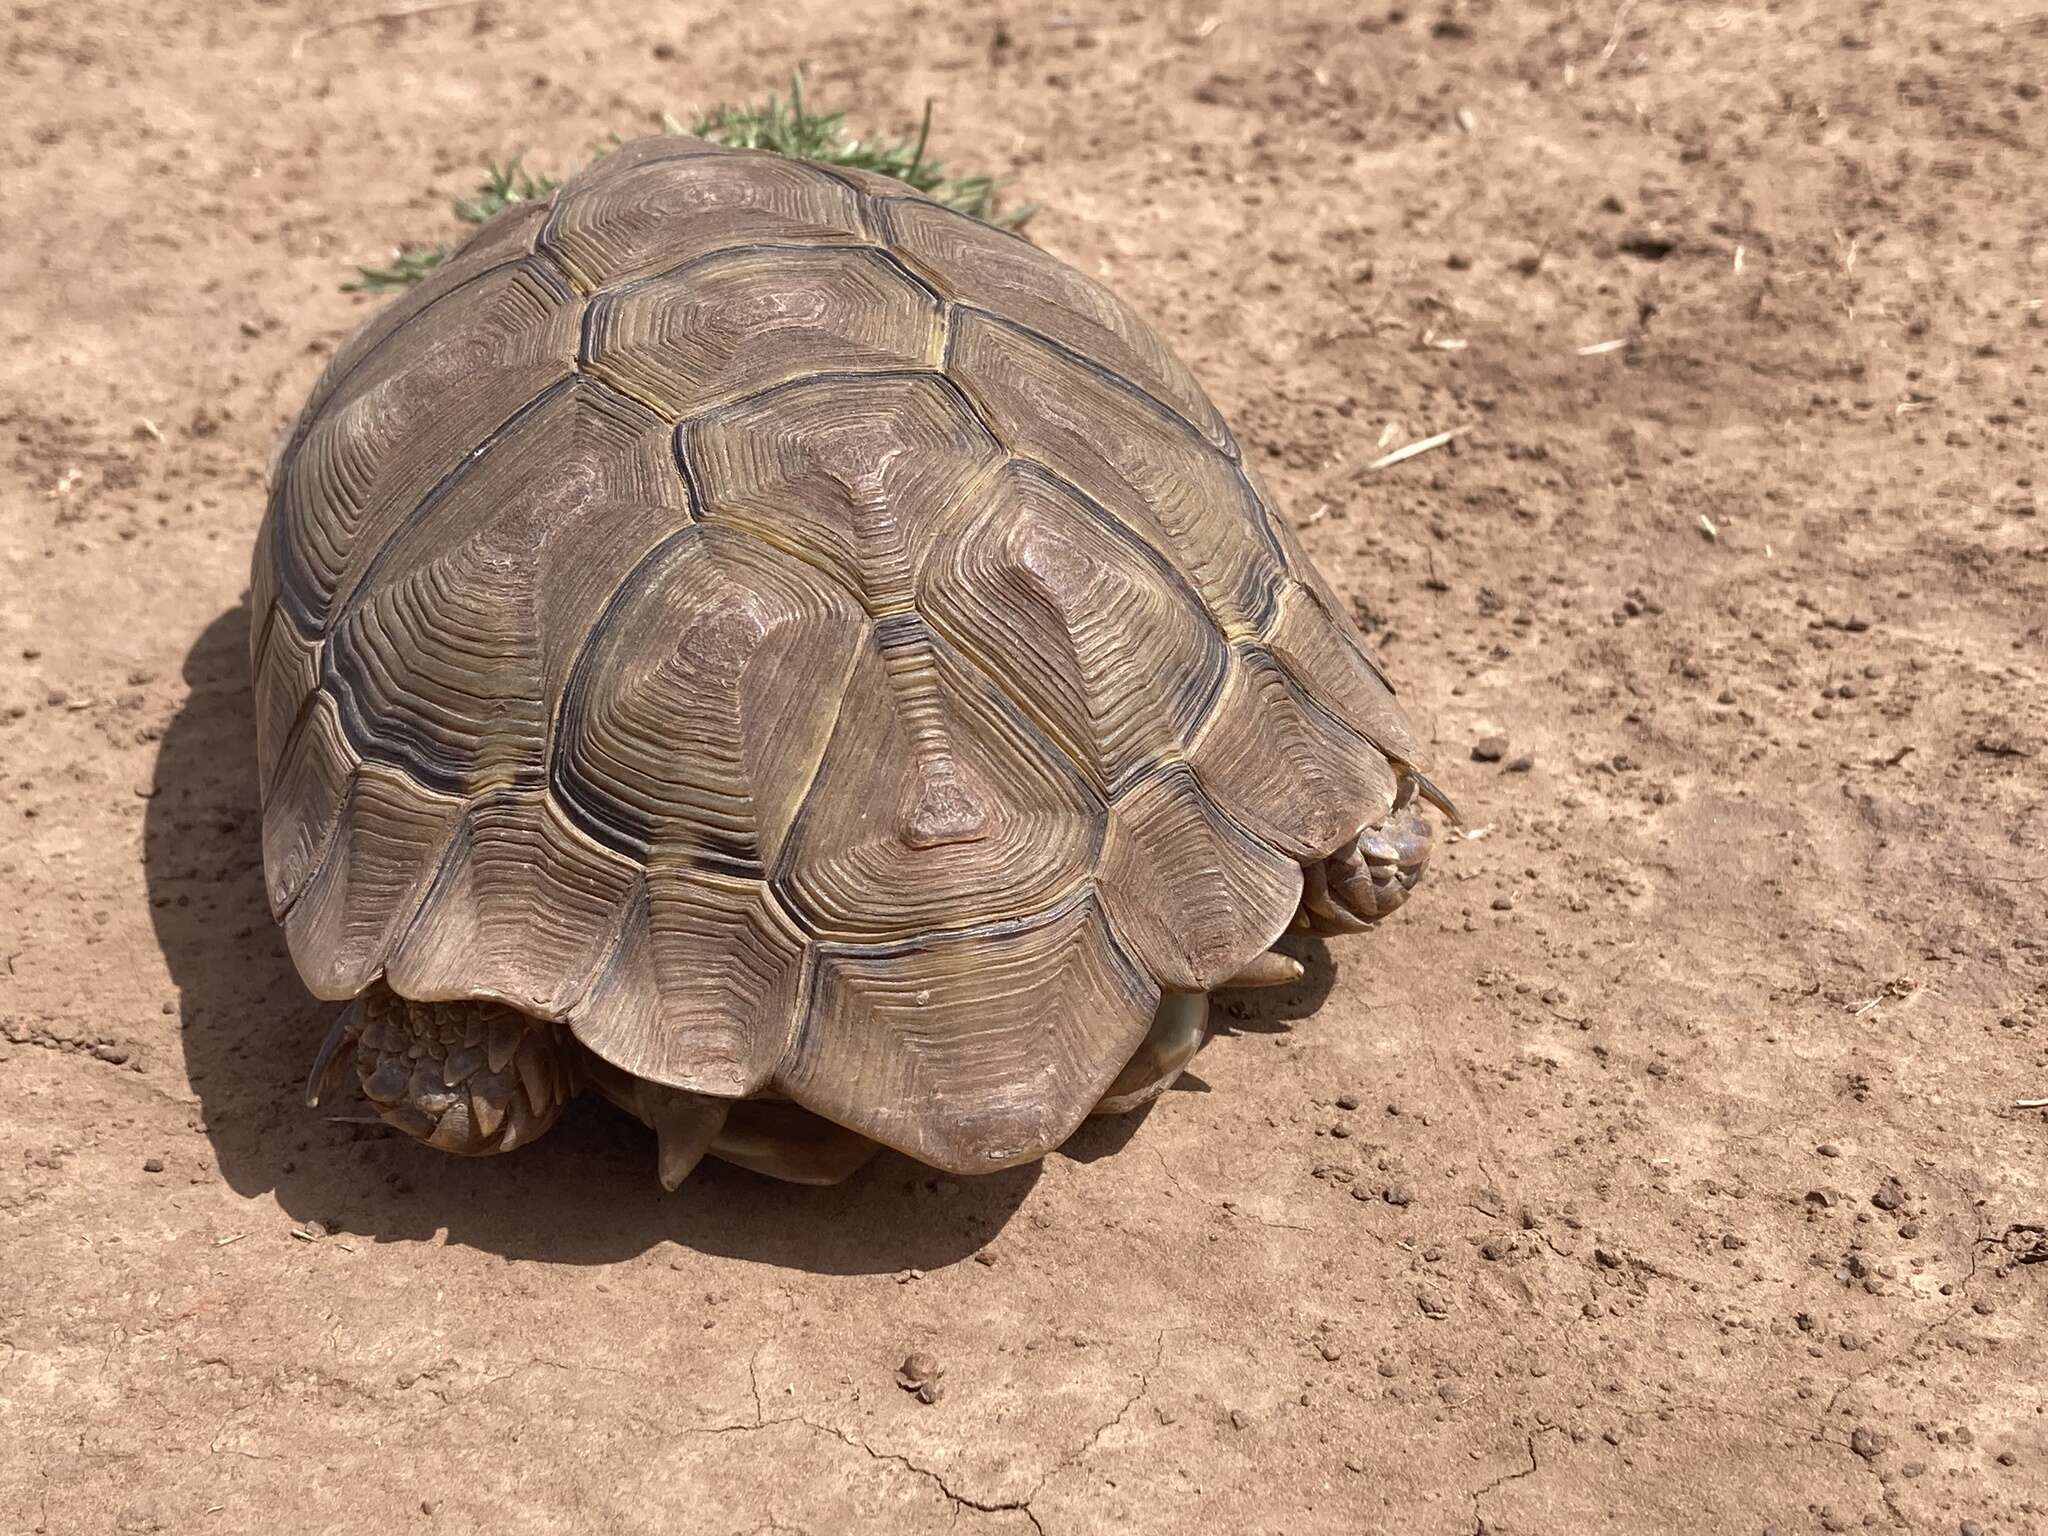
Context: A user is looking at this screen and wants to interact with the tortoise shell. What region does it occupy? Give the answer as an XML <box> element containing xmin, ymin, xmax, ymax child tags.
<box><xmin>252</xmin><ymin>136</ymin><xmax>1430</xmax><ymax>1173</ymax></box>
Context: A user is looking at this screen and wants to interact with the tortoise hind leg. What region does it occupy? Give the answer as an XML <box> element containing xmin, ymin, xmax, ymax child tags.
<box><xmin>1089</xmin><ymin>947</ymin><xmax>1307</xmax><ymax>1120</ymax></box>
<box><xmin>1091</xmin><ymin>992</ymin><xmax>1209</xmax><ymax>1116</ymax></box>
<box><xmin>578</xmin><ymin>1056</ymin><xmax>882</xmax><ymax>1188</ymax></box>
<box><xmin>307</xmin><ymin>985</ymin><xmax>579</xmax><ymax>1155</ymax></box>
<box><xmin>709</xmin><ymin>1101</ymin><xmax>883</xmax><ymax>1186</ymax></box>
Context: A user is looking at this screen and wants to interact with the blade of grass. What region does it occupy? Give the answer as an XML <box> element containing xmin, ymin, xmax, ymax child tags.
<box><xmin>350</xmin><ymin>71</ymin><xmax>1030</xmax><ymax>290</ymax></box>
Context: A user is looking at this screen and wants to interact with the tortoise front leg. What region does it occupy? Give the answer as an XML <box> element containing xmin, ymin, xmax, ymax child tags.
<box><xmin>305</xmin><ymin>986</ymin><xmax>579</xmax><ymax>1155</ymax></box>
<box><xmin>1298</xmin><ymin>779</ymin><xmax>1441</xmax><ymax>935</ymax></box>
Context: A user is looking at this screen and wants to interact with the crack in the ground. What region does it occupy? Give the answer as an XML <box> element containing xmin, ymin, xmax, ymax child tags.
<box><xmin>671</xmin><ymin>1329</ymin><xmax>1183</xmax><ymax>1535</ymax></box>
<box><xmin>805</xmin><ymin>1418</ymin><xmax>1048</xmax><ymax>1535</ymax></box>
<box><xmin>1821</xmin><ymin>1197</ymin><xmax>1984</xmax><ymax>1423</ymax></box>
<box><xmin>1468</xmin><ymin>1426</ymin><xmax>1557</xmax><ymax>1533</ymax></box>
<box><xmin>1077</xmin><ymin>1328</ymin><xmax>1171</xmax><ymax>1459</ymax></box>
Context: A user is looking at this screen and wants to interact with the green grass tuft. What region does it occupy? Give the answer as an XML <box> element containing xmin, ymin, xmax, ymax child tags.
<box><xmin>348</xmin><ymin>72</ymin><xmax>1031</xmax><ymax>291</ymax></box>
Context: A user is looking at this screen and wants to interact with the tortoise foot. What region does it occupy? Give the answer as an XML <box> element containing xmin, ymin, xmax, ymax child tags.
<box><xmin>577</xmin><ymin>1056</ymin><xmax>883</xmax><ymax>1187</ymax></box>
<box><xmin>708</xmin><ymin>1101</ymin><xmax>883</xmax><ymax>1186</ymax></box>
<box><xmin>1091</xmin><ymin>991</ymin><xmax>1209</xmax><ymax>1117</ymax></box>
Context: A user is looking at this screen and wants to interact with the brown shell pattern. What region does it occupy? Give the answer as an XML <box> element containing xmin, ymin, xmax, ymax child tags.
<box><xmin>255</xmin><ymin>138</ymin><xmax>1426</xmax><ymax>1174</ymax></box>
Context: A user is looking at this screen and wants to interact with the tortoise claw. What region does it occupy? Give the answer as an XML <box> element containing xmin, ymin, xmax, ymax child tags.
<box><xmin>303</xmin><ymin>1002</ymin><xmax>361</xmax><ymax>1109</ymax></box>
<box><xmin>643</xmin><ymin>1088</ymin><xmax>732</xmax><ymax>1191</ymax></box>
<box><xmin>1220</xmin><ymin>951</ymin><xmax>1304</xmax><ymax>988</ymax></box>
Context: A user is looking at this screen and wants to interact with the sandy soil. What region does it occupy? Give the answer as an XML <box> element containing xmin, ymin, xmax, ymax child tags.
<box><xmin>4</xmin><ymin>1</ymin><xmax>2045</xmax><ymax>1531</ymax></box>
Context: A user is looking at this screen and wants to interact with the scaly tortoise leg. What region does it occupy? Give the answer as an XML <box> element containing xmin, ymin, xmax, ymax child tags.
<box><xmin>309</xmin><ymin>988</ymin><xmax>883</xmax><ymax>1186</ymax></box>
<box><xmin>577</xmin><ymin>1054</ymin><xmax>882</xmax><ymax>1188</ymax></box>
<box><xmin>305</xmin><ymin>987</ymin><xmax>579</xmax><ymax>1155</ymax></box>
<box><xmin>1297</xmin><ymin>772</ymin><xmax>1448</xmax><ymax>935</ymax></box>
<box><xmin>1089</xmin><ymin>944</ymin><xmax>1305</xmax><ymax>1119</ymax></box>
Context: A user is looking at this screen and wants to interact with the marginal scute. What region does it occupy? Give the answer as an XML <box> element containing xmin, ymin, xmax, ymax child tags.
<box><xmin>552</xmin><ymin>527</ymin><xmax>869</xmax><ymax>871</ymax></box>
<box><xmin>541</xmin><ymin>143</ymin><xmax>869</xmax><ymax>289</ymax></box>
<box><xmin>264</xmin><ymin>692</ymin><xmax>359</xmax><ymax>916</ymax></box>
<box><xmin>774</xmin><ymin>626</ymin><xmax>1102</xmax><ymax>944</ymax></box>
<box><xmin>947</xmin><ymin>310</ymin><xmax>1285</xmax><ymax>628</ymax></box>
<box><xmin>384</xmin><ymin>791</ymin><xmax>640</xmax><ymax>1019</ymax></box>
<box><xmin>283</xmin><ymin>764</ymin><xmax>465</xmax><ymax>1000</ymax></box>
<box><xmin>879</xmin><ymin>195</ymin><xmax>1231</xmax><ymax>451</ymax></box>
<box><xmin>1252</xmin><ymin>461</ymin><xmax>1414</xmax><ymax>742</ymax></box>
<box><xmin>1260</xmin><ymin>576</ymin><xmax>1421</xmax><ymax>765</ymax></box>
<box><xmin>299</xmin><ymin>199</ymin><xmax>553</xmax><ymax>431</ymax></box>
<box><xmin>918</xmin><ymin>463</ymin><xmax>1225</xmax><ymax>795</ymax></box>
<box><xmin>266</xmin><ymin>259</ymin><xmax>579</xmax><ymax>631</ymax></box>
<box><xmin>586</xmin><ymin>245</ymin><xmax>943</xmax><ymax>418</ymax></box>
<box><xmin>252</xmin><ymin>608</ymin><xmax>322</xmax><ymax>800</ymax></box>
<box><xmin>1188</xmin><ymin>642</ymin><xmax>1399</xmax><ymax>860</ymax></box>
<box><xmin>1097</xmin><ymin>769</ymin><xmax>1304</xmax><ymax>991</ymax></box>
<box><xmin>779</xmin><ymin>895</ymin><xmax>1158</xmax><ymax>1173</ymax></box>
<box><xmin>322</xmin><ymin>379</ymin><xmax>688</xmax><ymax>794</ymax></box>
<box><xmin>573</xmin><ymin>870</ymin><xmax>809</xmax><ymax>1098</ymax></box>
<box><xmin>685</xmin><ymin>372</ymin><xmax>1003</xmax><ymax>611</ymax></box>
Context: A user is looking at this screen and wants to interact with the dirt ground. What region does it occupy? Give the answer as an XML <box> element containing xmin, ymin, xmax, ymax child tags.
<box><xmin>4</xmin><ymin>0</ymin><xmax>2045</xmax><ymax>1531</ymax></box>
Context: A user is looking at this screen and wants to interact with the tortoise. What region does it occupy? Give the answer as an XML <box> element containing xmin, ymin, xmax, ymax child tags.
<box><xmin>252</xmin><ymin>134</ymin><xmax>1454</xmax><ymax>1188</ymax></box>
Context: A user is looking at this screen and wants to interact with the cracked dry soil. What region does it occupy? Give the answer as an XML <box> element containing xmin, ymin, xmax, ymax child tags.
<box><xmin>3</xmin><ymin>1</ymin><xmax>2045</xmax><ymax>1532</ymax></box>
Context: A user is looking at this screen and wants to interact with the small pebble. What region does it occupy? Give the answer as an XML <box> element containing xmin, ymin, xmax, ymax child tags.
<box><xmin>1490</xmin><ymin>893</ymin><xmax>1514</xmax><ymax>911</ymax></box>
<box><xmin>895</xmin><ymin>1352</ymin><xmax>945</xmax><ymax>1404</ymax></box>
<box><xmin>1384</xmin><ymin>1184</ymin><xmax>1414</xmax><ymax>1207</ymax></box>
<box><xmin>1817</xmin><ymin>1142</ymin><xmax>1842</xmax><ymax>1158</ymax></box>
<box><xmin>1850</xmin><ymin>1426</ymin><xmax>1881</xmax><ymax>1460</ymax></box>
<box><xmin>1472</xmin><ymin>735</ymin><xmax>1509</xmax><ymax>763</ymax></box>
<box><xmin>142</xmin><ymin>1156</ymin><xmax>164</xmax><ymax>1173</ymax></box>
<box><xmin>1505</xmin><ymin>753</ymin><xmax>1534</xmax><ymax>772</ymax></box>
<box><xmin>1335</xmin><ymin>1093</ymin><xmax>1361</xmax><ymax>1111</ymax></box>
<box><xmin>1318</xmin><ymin>1340</ymin><xmax>1343</xmax><ymax>1362</ymax></box>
